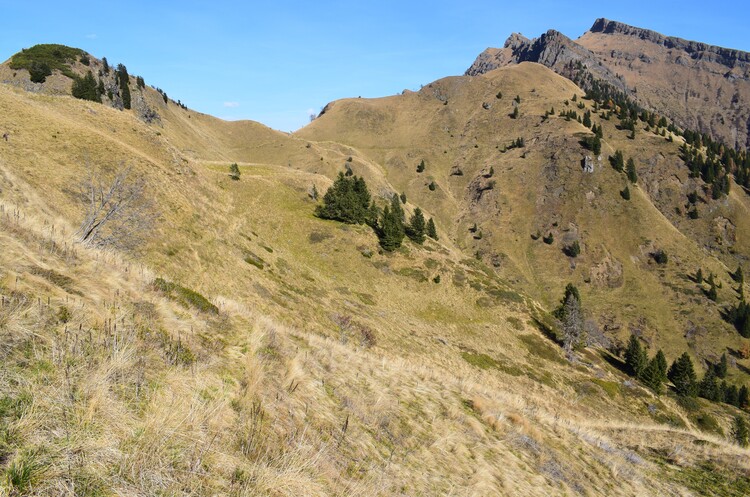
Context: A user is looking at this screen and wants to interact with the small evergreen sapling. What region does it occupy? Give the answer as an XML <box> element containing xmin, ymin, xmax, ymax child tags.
<box><xmin>229</xmin><ymin>163</ymin><xmax>241</xmax><ymax>180</ymax></box>
<box><xmin>426</xmin><ymin>218</ymin><xmax>438</xmax><ymax>240</ymax></box>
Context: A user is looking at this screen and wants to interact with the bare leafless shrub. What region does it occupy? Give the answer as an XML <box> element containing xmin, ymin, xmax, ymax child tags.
<box><xmin>76</xmin><ymin>162</ymin><xmax>156</xmax><ymax>251</ymax></box>
<box><xmin>359</xmin><ymin>325</ymin><xmax>376</xmax><ymax>348</ymax></box>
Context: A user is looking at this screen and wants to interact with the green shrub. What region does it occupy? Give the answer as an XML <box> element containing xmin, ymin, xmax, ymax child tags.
<box><xmin>153</xmin><ymin>277</ymin><xmax>218</xmax><ymax>314</ymax></box>
<box><xmin>563</xmin><ymin>241</ymin><xmax>580</xmax><ymax>257</ymax></box>
<box><xmin>56</xmin><ymin>306</ymin><xmax>71</xmax><ymax>324</ymax></box>
<box><xmin>244</xmin><ymin>252</ymin><xmax>265</xmax><ymax>269</ymax></box>
<box><xmin>694</xmin><ymin>413</ymin><xmax>723</xmax><ymax>435</ymax></box>
<box><xmin>652</xmin><ymin>250</ymin><xmax>668</xmax><ymax>265</ymax></box>
<box><xmin>461</xmin><ymin>351</ymin><xmax>499</xmax><ymax>370</ymax></box>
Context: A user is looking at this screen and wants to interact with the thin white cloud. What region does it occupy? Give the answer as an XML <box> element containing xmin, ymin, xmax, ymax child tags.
<box><xmin>85</xmin><ymin>34</ymin><xmax>97</xmax><ymax>39</ymax></box>
<box><xmin>223</xmin><ymin>101</ymin><xmax>240</xmax><ymax>108</ymax></box>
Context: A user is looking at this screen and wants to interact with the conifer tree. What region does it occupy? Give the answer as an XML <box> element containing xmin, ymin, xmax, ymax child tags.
<box><xmin>71</xmin><ymin>70</ymin><xmax>101</xmax><ymax>102</ymax></box>
<box><xmin>427</xmin><ymin>218</ymin><xmax>438</xmax><ymax>240</ymax></box>
<box><xmin>378</xmin><ymin>203</ymin><xmax>405</xmax><ymax>251</ymax></box>
<box><xmin>654</xmin><ymin>350</ymin><xmax>668</xmax><ymax>382</ymax></box>
<box><xmin>707</xmin><ymin>280</ymin><xmax>718</xmax><ymax>301</ymax></box>
<box><xmin>739</xmin><ymin>385</ymin><xmax>749</xmax><ymax>409</ymax></box>
<box><xmin>699</xmin><ymin>369</ymin><xmax>720</xmax><ymax>401</ymax></box>
<box><xmin>406</xmin><ymin>207</ymin><xmax>426</xmax><ymax>244</ymax></box>
<box><xmin>696</xmin><ymin>268</ymin><xmax>703</xmax><ymax>284</ymax></box>
<box><xmin>554</xmin><ymin>284</ymin><xmax>585</xmax><ymax>354</ymax></box>
<box><xmin>733</xmin><ymin>266</ymin><xmax>745</xmax><ymax>285</ymax></box>
<box><xmin>315</xmin><ymin>172</ymin><xmax>371</xmax><ymax>224</ymax></box>
<box><xmin>624</xmin><ymin>335</ymin><xmax>648</xmax><ymax>379</ymax></box>
<box><xmin>229</xmin><ymin>163</ymin><xmax>241</xmax><ymax>180</ymax></box>
<box><xmin>725</xmin><ymin>384</ymin><xmax>739</xmax><ymax>406</ymax></box>
<box><xmin>716</xmin><ymin>352</ymin><xmax>728</xmax><ymax>379</ymax></box>
<box><xmin>117</xmin><ymin>63</ymin><xmax>131</xmax><ymax>109</ymax></box>
<box><xmin>626</xmin><ymin>158</ymin><xmax>638</xmax><ymax>183</ymax></box>
<box><xmin>416</xmin><ymin>160</ymin><xmax>425</xmax><ymax>173</ymax></box>
<box><xmin>642</xmin><ymin>356</ymin><xmax>664</xmax><ymax>393</ymax></box>
<box><xmin>389</xmin><ymin>192</ymin><xmax>404</xmax><ymax>223</ymax></box>
<box><xmin>611</xmin><ymin>150</ymin><xmax>624</xmax><ymax>172</ymax></box>
<box><xmin>668</xmin><ymin>352</ymin><xmax>698</xmax><ymax>397</ymax></box>
<box><xmin>731</xmin><ymin>416</ymin><xmax>749</xmax><ymax>447</ymax></box>
<box><xmin>583</xmin><ymin>110</ymin><xmax>591</xmax><ymax>128</ymax></box>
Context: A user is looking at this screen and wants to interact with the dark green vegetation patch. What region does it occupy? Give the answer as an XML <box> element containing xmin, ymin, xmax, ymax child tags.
<box><xmin>10</xmin><ymin>44</ymin><xmax>84</xmax><ymax>82</ymax></box>
<box><xmin>153</xmin><ymin>277</ymin><xmax>219</xmax><ymax>314</ymax></box>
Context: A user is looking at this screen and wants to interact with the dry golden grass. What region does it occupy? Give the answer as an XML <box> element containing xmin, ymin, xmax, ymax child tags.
<box><xmin>1</xmin><ymin>61</ymin><xmax>750</xmax><ymax>496</ymax></box>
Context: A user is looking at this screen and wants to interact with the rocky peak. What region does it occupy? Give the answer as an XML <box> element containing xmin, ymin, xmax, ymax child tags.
<box><xmin>503</xmin><ymin>33</ymin><xmax>529</xmax><ymax>50</ymax></box>
<box><xmin>466</xmin><ymin>27</ymin><xmax>628</xmax><ymax>93</ymax></box>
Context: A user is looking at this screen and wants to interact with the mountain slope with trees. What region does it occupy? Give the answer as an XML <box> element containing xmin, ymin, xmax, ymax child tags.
<box><xmin>1</xmin><ymin>35</ymin><xmax>750</xmax><ymax>495</ymax></box>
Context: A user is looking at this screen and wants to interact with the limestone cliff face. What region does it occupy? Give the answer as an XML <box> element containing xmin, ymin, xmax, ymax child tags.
<box><xmin>467</xmin><ymin>18</ymin><xmax>750</xmax><ymax>149</ymax></box>
<box><xmin>466</xmin><ymin>28</ymin><xmax>628</xmax><ymax>95</ymax></box>
<box><xmin>581</xmin><ymin>19</ymin><xmax>750</xmax><ymax>149</ymax></box>
<box><xmin>590</xmin><ymin>18</ymin><xmax>750</xmax><ymax>66</ymax></box>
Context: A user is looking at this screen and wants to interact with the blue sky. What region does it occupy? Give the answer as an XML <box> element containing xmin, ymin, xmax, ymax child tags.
<box><xmin>2</xmin><ymin>1</ymin><xmax>748</xmax><ymax>131</ymax></box>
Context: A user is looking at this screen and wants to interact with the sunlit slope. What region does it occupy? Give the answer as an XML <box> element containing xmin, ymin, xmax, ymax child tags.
<box><xmin>2</xmin><ymin>56</ymin><xmax>750</xmax><ymax>496</ymax></box>
<box><xmin>298</xmin><ymin>61</ymin><xmax>750</xmax><ymax>368</ymax></box>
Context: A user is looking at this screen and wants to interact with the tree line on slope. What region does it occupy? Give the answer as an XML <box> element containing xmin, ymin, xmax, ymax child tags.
<box><xmin>568</xmin><ymin>60</ymin><xmax>744</xmax><ymax>198</ymax></box>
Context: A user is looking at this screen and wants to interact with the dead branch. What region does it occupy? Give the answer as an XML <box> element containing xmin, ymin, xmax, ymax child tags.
<box><xmin>76</xmin><ymin>162</ymin><xmax>156</xmax><ymax>251</ymax></box>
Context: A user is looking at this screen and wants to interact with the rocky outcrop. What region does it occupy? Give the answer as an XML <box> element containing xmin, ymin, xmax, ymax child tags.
<box><xmin>465</xmin><ymin>29</ymin><xmax>628</xmax><ymax>94</ymax></box>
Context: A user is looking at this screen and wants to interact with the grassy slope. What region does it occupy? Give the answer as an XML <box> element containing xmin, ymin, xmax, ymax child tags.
<box><xmin>0</xmin><ymin>62</ymin><xmax>749</xmax><ymax>495</ymax></box>
<box><xmin>297</xmin><ymin>61</ymin><xmax>750</xmax><ymax>371</ymax></box>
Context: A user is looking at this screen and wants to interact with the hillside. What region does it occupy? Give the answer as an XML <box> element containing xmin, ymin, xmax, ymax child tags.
<box><xmin>467</xmin><ymin>18</ymin><xmax>750</xmax><ymax>150</ymax></box>
<box><xmin>1</xmin><ymin>43</ymin><xmax>750</xmax><ymax>496</ymax></box>
<box><xmin>299</xmin><ymin>61</ymin><xmax>750</xmax><ymax>365</ymax></box>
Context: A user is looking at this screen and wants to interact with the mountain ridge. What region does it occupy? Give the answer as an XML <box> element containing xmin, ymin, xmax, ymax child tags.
<box><xmin>467</xmin><ymin>18</ymin><xmax>750</xmax><ymax>149</ymax></box>
<box><xmin>2</xmin><ymin>26</ymin><xmax>750</xmax><ymax>496</ymax></box>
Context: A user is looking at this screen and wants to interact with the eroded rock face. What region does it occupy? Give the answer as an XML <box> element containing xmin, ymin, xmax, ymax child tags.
<box><xmin>468</xmin><ymin>174</ymin><xmax>496</xmax><ymax>203</ymax></box>
<box><xmin>713</xmin><ymin>216</ymin><xmax>736</xmax><ymax>247</ymax></box>
<box><xmin>466</xmin><ymin>29</ymin><xmax>628</xmax><ymax>95</ymax></box>
<box><xmin>589</xmin><ymin>256</ymin><xmax>624</xmax><ymax>288</ymax></box>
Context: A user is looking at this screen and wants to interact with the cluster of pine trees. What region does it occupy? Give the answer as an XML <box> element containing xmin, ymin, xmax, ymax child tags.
<box><xmin>315</xmin><ymin>172</ymin><xmax>437</xmax><ymax>251</ymax></box>
<box><xmin>68</xmin><ymin>57</ymin><xmax>146</xmax><ymax>112</ymax></box>
<box><xmin>71</xmin><ymin>70</ymin><xmax>101</xmax><ymax>102</ymax></box>
<box><xmin>623</xmin><ymin>336</ymin><xmax>749</xmax><ymax>409</ymax></box>
<box><xmin>609</xmin><ymin>150</ymin><xmax>638</xmax><ymax>183</ymax></box>
<box><xmin>567</xmin><ymin>59</ymin><xmax>747</xmax><ymax>198</ymax></box>
<box><xmin>681</xmin><ymin>144</ymin><xmax>731</xmax><ymax>199</ymax></box>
